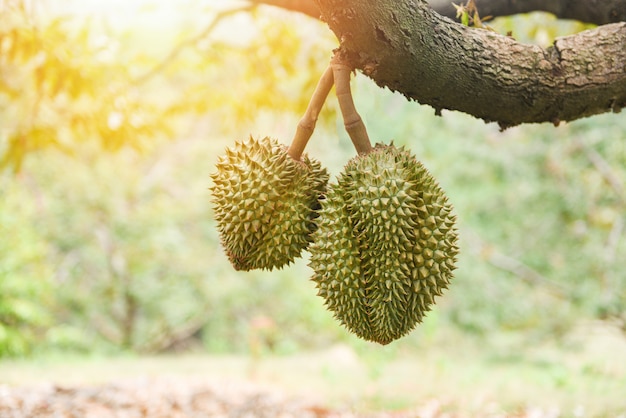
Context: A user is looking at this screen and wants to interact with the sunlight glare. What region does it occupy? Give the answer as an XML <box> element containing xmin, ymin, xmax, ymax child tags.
<box><xmin>44</xmin><ymin>0</ymin><xmax>257</xmax><ymax>45</ymax></box>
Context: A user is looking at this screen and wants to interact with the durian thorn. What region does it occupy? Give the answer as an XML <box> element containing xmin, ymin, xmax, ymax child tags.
<box><xmin>288</xmin><ymin>65</ymin><xmax>334</xmax><ymax>161</ymax></box>
<box><xmin>331</xmin><ymin>56</ymin><xmax>373</xmax><ymax>156</ymax></box>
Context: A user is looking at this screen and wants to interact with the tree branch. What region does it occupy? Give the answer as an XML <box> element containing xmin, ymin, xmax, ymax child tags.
<box><xmin>247</xmin><ymin>0</ymin><xmax>626</xmax><ymax>25</ymax></box>
<box><xmin>574</xmin><ymin>138</ymin><xmax>626</xmax><ymax>206</ymax></box>
<box><xmin>465</xmin><ymin>231</ymin><xmax>569</xmax><ymax>298</ymax></box>
<box><xmin>247</xmin><ymin>0</ymin><xmax>320</xmax><ymax>19</ymax></box>
<box><xmin>316</xmin><ymin>0</ymin><xmax>626</xmax><ymax>128</ymax></box>
<box><xmin>428</xmin><ymin>0</ymin><xmax>626</xmax><ymax>26</ymax></box>
<box><xmin>132</xmin><ymin>6</ymin><xmax>254</xmax><ymax>86</ymax></box>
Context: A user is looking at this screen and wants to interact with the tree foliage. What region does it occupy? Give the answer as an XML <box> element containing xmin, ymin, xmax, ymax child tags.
<box><xmin>0</xmin><ymin>4</ymin><xmax>171</xmax><ymax>171</ymax></box>
<box><xmin>0</xmin><ymin>0</ymin><xmax>335</xmax><ymax>355</ymax></box>
<box><xmin>0</xmin><ymin>1</ymin><xmax>331</xmax><ymax>171</ymax></box>
<box><xmin>0</xmin><ymin>180</ymin><xmax>53</xmax><ymax>356</ymax></box>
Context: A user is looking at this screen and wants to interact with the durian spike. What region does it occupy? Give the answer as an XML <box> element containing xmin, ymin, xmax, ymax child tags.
<box><xmin>331</xmin><ymin>55</ymin><xmax>373</xmax><ymax>156</ymax></box>
<box><xmin>288</xmin><ymin>65</ymin><xmax>335</xmax><ymax>161</ymax></box>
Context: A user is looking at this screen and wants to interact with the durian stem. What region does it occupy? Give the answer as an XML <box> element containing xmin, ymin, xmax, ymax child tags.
<box><xmin>288</xmin><ymin>65</ymin><xmax>334</xmax><ymax>161</ymax></box>
<box><xmin>331</xmin><ymin>57</ymin><xmax>373</xmax><ymax>155</ymax></box>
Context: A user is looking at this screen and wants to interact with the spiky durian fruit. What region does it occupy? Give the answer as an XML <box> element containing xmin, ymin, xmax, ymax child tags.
<box><xmin>309</xmin><ymin>144</ymin><xmax>458</xmax><ymax>345</ymax></box>
<box><xmin>211</xmin><ymin>136</ymin><xmax>328</xmax><ymax>271</ymax></box>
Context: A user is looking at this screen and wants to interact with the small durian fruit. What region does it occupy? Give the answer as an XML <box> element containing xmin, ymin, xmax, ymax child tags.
<box><xmin>309</xmin><ymin>143</ymin><xmax>458</xmax><ymax>344</ymax></box>
<box><xmin>211</xmin><ymin>136</ymin><xmax>328</xmax><ymax>271</ymax></box>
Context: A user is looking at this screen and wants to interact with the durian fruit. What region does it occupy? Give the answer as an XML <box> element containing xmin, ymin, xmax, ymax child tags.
<box><xmin>309</xmin><ymin>143</ymin><xmax>458</xmax><ymax>344</ymax></box>
<box><xmin>211</xmin><ymin>136</ymin><xmax>328</xmax><ymax>271</ymax></box>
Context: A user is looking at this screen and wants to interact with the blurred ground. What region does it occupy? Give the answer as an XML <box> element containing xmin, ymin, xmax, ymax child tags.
<box><xmin>1</xmin><ymin>322</ymin><xmax>625</xmax><ymax>417</ymax></box>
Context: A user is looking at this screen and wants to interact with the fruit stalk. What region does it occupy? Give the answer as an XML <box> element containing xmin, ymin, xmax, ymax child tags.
<box><xmin>331</xmin><ymin>56</ymin><xmax>373</xmax><ymax>155</ymax></box>
<box><xmin>288</xmin><ymin>65</ymin><xmax>335</xmax><ymax>161</ymax></box>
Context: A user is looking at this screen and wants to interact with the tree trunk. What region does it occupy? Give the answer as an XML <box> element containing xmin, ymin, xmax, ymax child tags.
<box><xmin>316</xmin><ymin>0</ymin><xmax>626</xmax><ymax>128</ymax></box>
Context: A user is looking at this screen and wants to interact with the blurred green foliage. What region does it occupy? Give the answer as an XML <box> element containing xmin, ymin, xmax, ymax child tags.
<box><xmin>0</xmin><ymin>2</ymin><xmax>624</xmax><ymax>357</ymax></box>
<box><xmin>0</xmin><ymin>179</ymin><xmax>54</xmax><ymax>356</ymax></box>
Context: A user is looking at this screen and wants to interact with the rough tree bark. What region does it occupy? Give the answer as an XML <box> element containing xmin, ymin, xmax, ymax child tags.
<box><xmin>250</xmin><ymin>0</ymin><xmax>626</xmax><ymax>127</ymax></box>
<box><xmin>315</xmin><ymin>0</ymin><xmax>626</xmax><ymax>128</ymax></box>
<box><xmin>429</xmin><ymin>0</ymin><xmax>626</xmax><ymax>25</ymax></box>
<box><xmin>252</xmin><ymin>0</ymin><xmax>626</xmax><ymax>25</ymax></box>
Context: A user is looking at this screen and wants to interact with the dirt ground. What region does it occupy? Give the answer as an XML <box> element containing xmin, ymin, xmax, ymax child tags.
<box><xmin>1</xmin><ymin>326</ymin><xmax>625</xmax><ymax>418</ymax></box>
<box><xmin>0</xmin><ymin>378</ymin><xmax>369</xmax><ymax>418</ymax></box>
<box><xmin>0</xmin><ymin>354</ymin><xmax>441</xmax><ymax>418</ymax></box>
<box><xmin>0</xmin><ymin>377</ymin><xmax>561</xmax><ymax>418</ymax></box>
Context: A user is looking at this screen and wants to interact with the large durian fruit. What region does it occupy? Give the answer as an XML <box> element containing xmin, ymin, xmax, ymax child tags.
<box><xmin>309</xmin><ymin>143</ymin><xmax>458</xmax><ymax>344</ymax></box>
<box><xmin>211</xmin><ymin>136</ymin><xmax>328</xmax><ymax>271</ymax></box>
